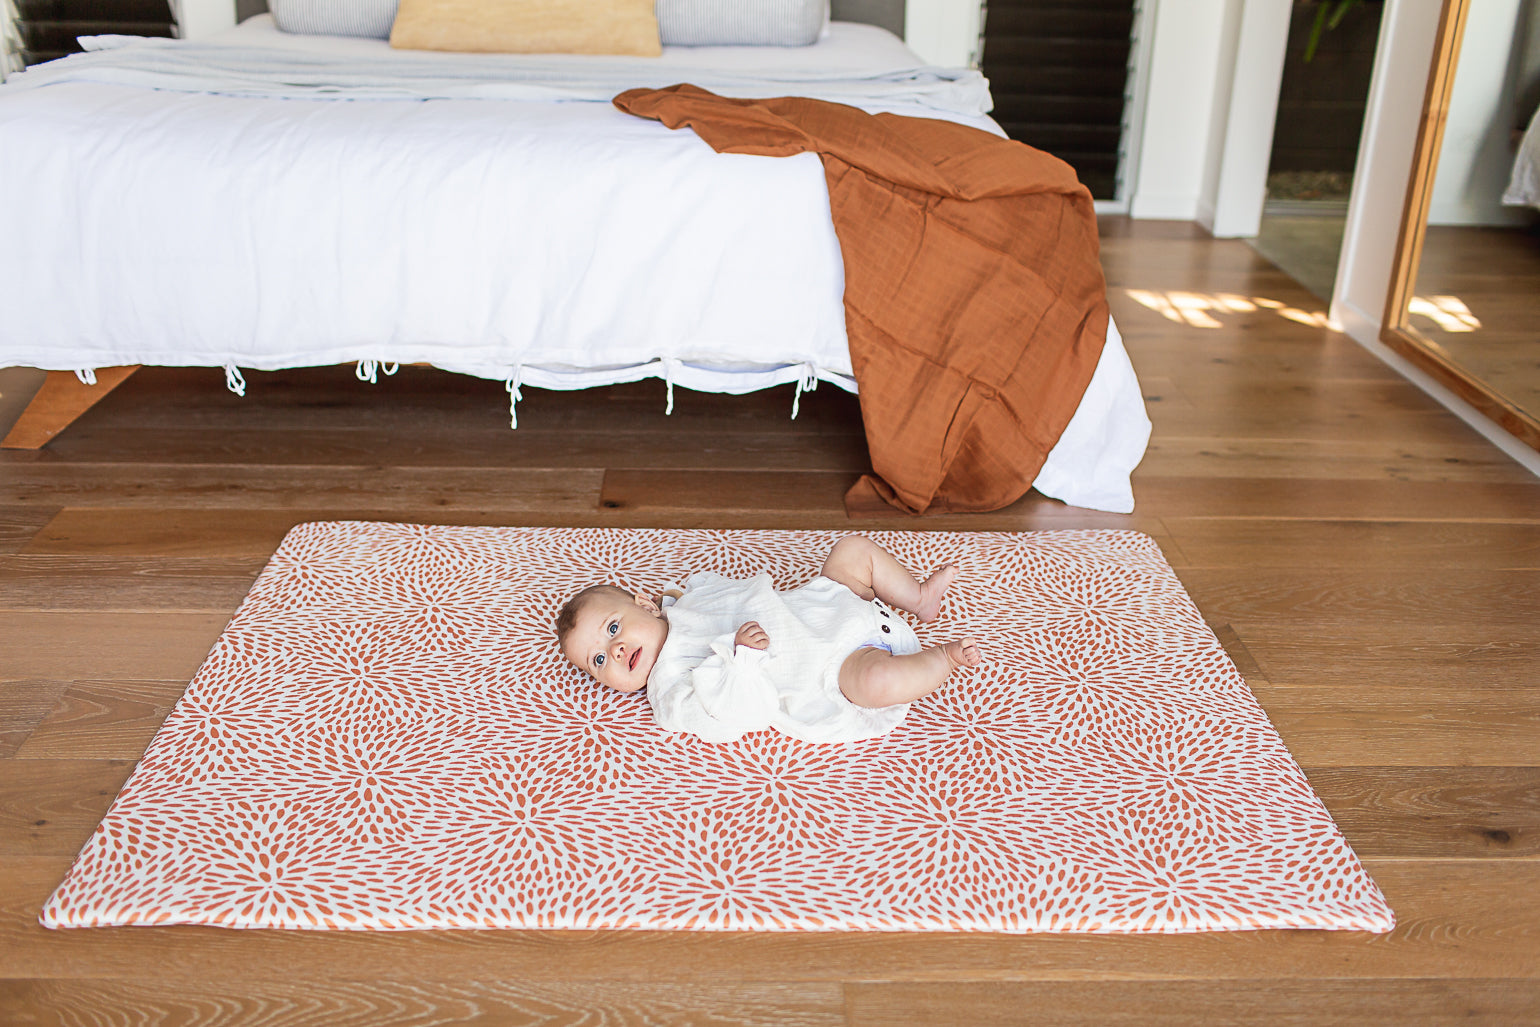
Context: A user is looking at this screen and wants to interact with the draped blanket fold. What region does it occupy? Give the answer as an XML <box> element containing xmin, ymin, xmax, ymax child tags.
<box><xmin>615</xmin><ymin>84</ymin><xmax>1110</xmax><ymax>514</ymax></box>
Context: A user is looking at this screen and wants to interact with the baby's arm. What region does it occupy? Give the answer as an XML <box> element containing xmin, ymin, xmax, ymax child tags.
<box><xmin>734</xmin><ymin>621</ymin><xmax>770</xmax><ymax>650</ymax></box>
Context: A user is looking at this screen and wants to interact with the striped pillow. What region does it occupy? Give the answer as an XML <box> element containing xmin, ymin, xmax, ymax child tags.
<box><xmin>270</xmin><ymin>0</ymin><xmax>399</xmax><ymax>39</ymax></box>
<box><xmin>658</xmin><ymin>0</ymin><xmax>826</xmax><ymax>46</ymax></box>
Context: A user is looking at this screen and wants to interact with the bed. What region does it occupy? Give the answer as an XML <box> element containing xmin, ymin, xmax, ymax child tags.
<box><xmin>0</xmin><ymin>2</ymin><xmax>1150</xmax><ymax>514</ymax></box>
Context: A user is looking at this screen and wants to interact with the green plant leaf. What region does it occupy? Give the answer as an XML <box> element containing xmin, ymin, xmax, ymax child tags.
<box><xmin>1303</xmin><ymin>3</ymin><xmax>1331</xmax><ymax>63</ymax></box>
<box><xmin>1327</xmin><ymin>0</ymin><xmax>1363</xmax><ymax>32</ymax></box>
<box><xmin>1304</xmin><ymin>0</ymin><xmax>1365</xmax><ymax>62</ymax></box>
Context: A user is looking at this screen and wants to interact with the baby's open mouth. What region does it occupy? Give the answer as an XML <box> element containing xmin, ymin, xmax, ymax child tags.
<box><xmin>629</xmin><ymin>648</ymin><xmax>641</xmax><ymax>671</ymax></box>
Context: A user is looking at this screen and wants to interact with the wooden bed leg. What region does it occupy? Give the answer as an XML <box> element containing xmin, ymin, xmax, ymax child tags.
<box><xmin>1</xmin><ymin>366</ymin><xmax>142</xmax><ymax>449</ymax></box>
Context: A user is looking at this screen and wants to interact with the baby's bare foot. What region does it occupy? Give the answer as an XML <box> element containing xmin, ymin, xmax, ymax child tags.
<box><xmin>941</xmin><ymin>637</ymin><xmax>982</xmax><ymax>671</ymax></box>
<box><xmin>916</xmin><ymin>563</ymin><xmax>958</xmax><ymax>623</ymax></box>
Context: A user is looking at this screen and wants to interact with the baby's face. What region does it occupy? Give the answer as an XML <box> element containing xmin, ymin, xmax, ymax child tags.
<box><xmin>562</xmin><ymin>592</ymin><xmax>669</xmax><ymax>692</ymax></box>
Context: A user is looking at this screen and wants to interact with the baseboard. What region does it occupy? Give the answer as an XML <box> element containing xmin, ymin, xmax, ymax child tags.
<box><xmin>1332</xmin><ymin>298</ymin><xmax>1540</xmax><ymax>480</ymax></box>
<box><xmin>1194</xmin><ymin>197</ymin><xmax>1217</xmax><ymax>235</ymax></box>
<box><xmin>1129</xmin><ymin>192</ymin><xmax>1200</xmax><ymax>221</ymax></box>
<box><xmin>1264</xmin><ymin>199</ymin><xmax>1351</xmax><ymax>218</ymax></box>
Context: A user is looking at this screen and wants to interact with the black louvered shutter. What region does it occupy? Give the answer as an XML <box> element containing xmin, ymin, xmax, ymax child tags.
<box><xmin>13</xmin><ymin>0</ymin><xmax>176</xmax><ymax>67</ymax></box>
<box><xmin>980</xmin><ymin>0</ymin><xmax>1136</xmax><ymax>201</ymax></box>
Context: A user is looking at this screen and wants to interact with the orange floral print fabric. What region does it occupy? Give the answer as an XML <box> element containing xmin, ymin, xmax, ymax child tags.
<box><xmin>42</xmin><ymin>524</ymin><xmax>1393</xmax><ymax>933</ymax></box>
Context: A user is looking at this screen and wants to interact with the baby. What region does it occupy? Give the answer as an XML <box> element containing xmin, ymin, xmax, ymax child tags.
<box><xmin>556</xmin><ymin>535</ymin><xmax>982</xmax><ymax>743</ymax></box>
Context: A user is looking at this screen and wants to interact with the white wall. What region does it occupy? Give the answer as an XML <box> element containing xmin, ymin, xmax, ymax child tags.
<box><xmin>1129</xmin><ymin>0</ymin><xmax>1233</xmax><ymax>219</ymax></box>
<box><xmin>172</xmin><ymin>0</ymin><xmax>235</xmax><ymax>39</ymax></box>
<box><xmin>1195</xmin><ymin>0</ymin><xmax>1247</xmax><ymax>228</ymax></box>
<box><xmin>903</xmin><ymin>0</ymin><xmax>984</xmax><ymax>68</ymax></box>
<box><xmin>1199</xmin><ymin>0</ymin><xmax>1293</xmax><ymax>237</ymax></box>
<box><xmin>1330</xmin><ymin>0</ymin><xmax>1442</xmax><ymax>341</ymax></box>
<box><xmin>1427</xmin><ymin>0</ymin><xmax>1530</xmax><ymax>226</ymax></box>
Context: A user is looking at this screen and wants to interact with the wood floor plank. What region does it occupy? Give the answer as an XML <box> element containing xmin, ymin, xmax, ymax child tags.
<box><xmin>0</xmin><ymin>556</ymin><xmax>262</xmax><ymax>612</ymax></box>
<box><xmin>0</xmin><ymin>466</ymin><xmax>604</xmax><ymax>512</ymax></box>
<box><xmin>0</xmin><ymin>555</ymin><xmax>265</xmax><ymax>579</ymax></box>
<box><xmin>1</xmin><ymin>614</ymin><xmax>230</xmax><ymax>680</ymax></box>
<box><xmin>1122</xmin><ymin>339</ymin><xmax>1404</xmax><ymax>383</ymax></box>
<box><xmin>1117</xmin><ymin>612</ymin><xmax>1516</xmax><ymax>770</ymax></box>
<box><xmin>843</xmin><ymin>979</ymin><xmax>1539</xmax><ymax>1026</ymax></box>
<box><xmin>1147</xmin><ymin>403</ymin><xmax>1480</xmax><ymax>446</ymax></box>
<box><xmin>0</xmin><ymin>681</ymin><xmax>71</xmax><ymax>760</ymax></box>
<box><xmin>1163</xmin><ymin>519</ymin><xmax>1540</xmax><ymax>570</ymax></box>
<box><xmin>1175</xmin><ymin>568</ymin><xmax>1540</xmax><ymax>634</ymax></box>
<box><xmin>596</xmin><ymin>470</ymin><xmax>1170</xmax><ymax>533</ymax></box>
<box><xmin>1304</xmin><ymin>767</ymin><xmax>1540</xmax><ymax>859</ymax></box>
<box><xmin>22</xmin><ymin>510</ymin><xmax>322</xmax><ymax>557</ymax></box>
<box><xmin>0</xmin><ymin>860</ymin><xmax>1532</xmax><ymax>982</ymax></box>
<box><xmin>0</xmin><ymin>979</ymin><xmax>847</xmax><ymax>1027</ymax></box>
<box><xmin>38</xmin><ymin>426</ymin><xmax>873</xmax><ymax>472</ymax></box>
<box><xmin>14</xmin><ymin>680</ymin><xmax>189</xmax><ymax>760</ymax></box>
<box><xmin>1145</xmin><ymin>376</ymin><xmax>1452</xmax><ymax>415</ymax></box>
<box><xmin>1129</xmin><ymin>478</ymin><xmax>1540</xmax><ymax>521</ymax></box>
<box><xmin>1240</xmin><ymin>635</ymin><xmax>1540</xmax><ymax>691</ymax></box>
<box><xmin>0</xmin><ymin>760</ymin><xmax>135</xmax><ymax>858</ymax></box>
<box><xmin>1134</xmin><ymin>375</ymin><xmax>1197</xmax><ymax>410</ymax></box>
<box><xmin>1103</xmin><ymin>264</ymin><xmax>1305</xmax><ymax>297</ymax></box>
<box><xmin>1138</xmin><ymin>436</ymin><xmax>1529</xmax><ymax>482</ymax></box>
<box><xmin>1255</xmin><ymin>687</ymin><xmax>1539</xmax><ymax>767</ymax></box>
<box><xmin>0</xmin><ymin>507</ymin><xmax>58</xmax><ymax>554</ymax></box>
<box><xmin>599</xmin><ymin>469</ymin><xmax>857</xmax><ymax>514</ymax></box>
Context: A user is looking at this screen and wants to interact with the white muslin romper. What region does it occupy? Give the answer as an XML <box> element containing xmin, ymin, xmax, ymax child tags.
<box><xmin>646</xmin><ymin>571</ymin><xmax>922</xmax><ymax>744</ymax></box>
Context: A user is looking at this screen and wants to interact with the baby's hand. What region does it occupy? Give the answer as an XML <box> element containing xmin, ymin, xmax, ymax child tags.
<box><xmin>734</xmin><ymin>621</ymin><xmax>770</xmax><ymax>650</ymax></box>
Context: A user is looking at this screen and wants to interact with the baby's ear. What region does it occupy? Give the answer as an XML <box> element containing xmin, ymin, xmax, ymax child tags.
<box><xmin>633</xmin><ymin>593</ymin><xmax>661</xmax><ymax>615</ymax></box>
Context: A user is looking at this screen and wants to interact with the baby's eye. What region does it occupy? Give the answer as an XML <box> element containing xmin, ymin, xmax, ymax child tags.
<box><xmin>607</xmin><ymin>621</ymin><xmax>619</xmax><ymax>636</ymax></box>
<box><xmin>594</xmin><ymin>653</ymin><xmax>605</xmax><ymax>667</ymax></box>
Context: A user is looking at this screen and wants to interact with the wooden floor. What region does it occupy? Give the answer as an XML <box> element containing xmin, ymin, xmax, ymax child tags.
<box><xmin>1</xmin><ymin>218</ymin><xmax>1537</xmax><ymax>1024</ymax></box>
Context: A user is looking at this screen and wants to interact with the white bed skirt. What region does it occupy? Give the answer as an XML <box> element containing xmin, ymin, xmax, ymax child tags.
<box><xmin>0</xmin><ymin>18</ymin><xmax>1150</xmax><ymax>512</ymax></box>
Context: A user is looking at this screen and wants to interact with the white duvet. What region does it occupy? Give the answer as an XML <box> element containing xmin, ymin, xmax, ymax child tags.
<box><xmin>0</xmin><ymin>16</ymin><xmax>1150</xmax><ymax>513</ymax></box>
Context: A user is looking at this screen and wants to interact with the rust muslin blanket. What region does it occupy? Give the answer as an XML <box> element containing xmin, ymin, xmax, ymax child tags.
<box><xmin>615</xmin><ymin>84</ymin><xmax>1109</xmax><ymax>515</ymax></box>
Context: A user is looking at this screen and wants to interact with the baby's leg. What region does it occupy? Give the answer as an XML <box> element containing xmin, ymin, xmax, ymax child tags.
<box><xmin>820</xmin><ymin>535</ymin><xmax>958</xmax><ymax>623</ymax></box>
<box><xmin>839</xmin><ymin>638</ymin><xmax>983</xmax><ymax>708</ymax></box>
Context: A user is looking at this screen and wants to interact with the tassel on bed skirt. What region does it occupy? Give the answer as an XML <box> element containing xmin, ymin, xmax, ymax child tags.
<box><xmin>505</xmin><ymin>367</ymin><xmax>523</xmax><ymax>429</ymax></box>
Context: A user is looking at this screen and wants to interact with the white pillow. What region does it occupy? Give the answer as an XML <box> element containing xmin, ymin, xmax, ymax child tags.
<box><xmin>270</xmin><ymin>0</ymin><xmax>399</xmax><ymax>38</ymax></box>
<box><xmin>269</xmin><ymin>0</ymin><xmax>827</xmax><ymax>46</ymax></box>
<box><xmin>657</xmin><ymin>0</ymin><xmax>826</xmax><ymax>47</ymax></box>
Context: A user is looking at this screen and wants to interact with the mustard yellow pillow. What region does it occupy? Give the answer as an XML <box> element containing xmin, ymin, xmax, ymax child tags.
<box><xmin>390</xmin><ymin>0</ymin><xmax>661</xmax><ymax>56</ymax></box>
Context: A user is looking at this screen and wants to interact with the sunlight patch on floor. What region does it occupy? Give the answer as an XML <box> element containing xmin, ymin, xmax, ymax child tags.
<box><xmin>1408</xmin><ymin>295</ymin><xmax>1482</xmax><ymax>333</ymax></box>
<box><xmin>1124</xmin><ymin>289</ymin><xmax>1332</xmax><ymax>330</ymax></box>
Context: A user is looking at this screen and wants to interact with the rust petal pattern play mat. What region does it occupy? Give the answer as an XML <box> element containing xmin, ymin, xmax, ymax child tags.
<box><xmin>42</xmin><ymin>523</ymin><xmax>1394</xmax><ymax>933</ymax></box>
